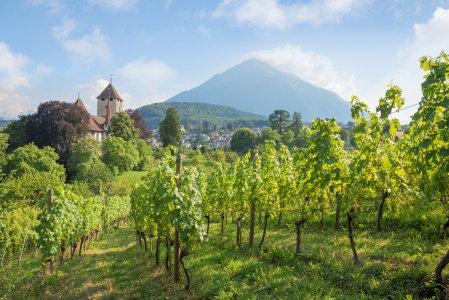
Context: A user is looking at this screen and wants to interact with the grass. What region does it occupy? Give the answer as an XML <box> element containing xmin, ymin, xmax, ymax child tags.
<box><xmin>2</xmin><ymin>203</ymin><xmax>449</xmax><ymax>299</ymax></box>
<box><xmin>116</xmin><ymin>171</ymin><xmax>150</xmax><ymax>183</ymax></box>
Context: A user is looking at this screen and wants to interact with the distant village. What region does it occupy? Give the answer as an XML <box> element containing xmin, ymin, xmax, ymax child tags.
<box><xmin>149</xmin><ymin>125</ymin><xmax>269</xmax><ymax>149</ymax></box>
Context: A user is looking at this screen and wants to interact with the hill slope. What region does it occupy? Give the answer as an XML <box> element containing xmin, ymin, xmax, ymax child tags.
<box><xmin>166</xmin><ymin>58</ymin><xmax>352</xmax><ymax>122</ymax></box>
<box><xmin>137</xmin><ymin>102</ymin><xmax>268</xmax><ymax>129</ymax></box>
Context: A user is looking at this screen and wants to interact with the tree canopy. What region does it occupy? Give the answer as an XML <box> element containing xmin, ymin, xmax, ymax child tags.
<box><xmin>159</xmin><ymin>107</ymin><xmax>182</xmax><ymax>149</ymax></box>
<box><xmin>26</xmin><ymin>101</ymin><xmax>90</xmax><ymax>168</ymax></box>
<box><xmin>107</xmin><ymin>111</ymin><xmax>139</xmax><ymax>141</ymax></box>
<box><xmin>4</xmin><ymin>143</ymin><xmax>66</xmax><ymax>178</ymax></box>
<box><xmin>125</xmin><ymin>109</ymin><xmax>152</xmax><ymax>140</ymax></box>
<box><xmin>3</xmin><ymin>115</ymin><xmax>29</xmax><ymax>153</ymax></box>
<box><xmin>230</xmin><ymin>128</ymin><xmax>257</xmax><ymax>154</ymax></box>
<box><xmin>269</xmin><ymin>110</ymin><xmax>291</xmax><ymax>134</ymax></box>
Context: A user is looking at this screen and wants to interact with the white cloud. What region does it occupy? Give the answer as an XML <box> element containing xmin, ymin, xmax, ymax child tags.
<box><xmin>29</xmin><ymin>0</ymin><xmax>64</xmax><ymax>14</ymax></box>
<box><xmin>120</xmin><ymin>58</ymin><xmax>176</xmax><ymax>84</ymax></box>
<box><xmin>60</xmin><ymin>27</ymin><xmax>111</xmax><ymax>63</ymax></box>
<box><xmin>52</xmin><ymin>17</ymin><xmax>75</xmax><ymax>41</ymax></box>
<box><xmin>165</xmin><ymin>0</ymin><xmax>174</xmax><ymax>8</ymax></box>
<box><xmin>0</xmin><ymin>43</ymin><xmax>41</xmax><ymax>119</ymax></box>
<box><xmin>84</xmin><ymin>0</ymin><xmax>138</xmax><ymax>10</ymax></box>
<box><xmin>213</xmin><ymin>0</ymin><xmax>371</xmax><ymax>29</ymax></box>
<box><xmin>383</xmin><ymin>7</ymin><xmax>449</xmax><ymax>121</ymax></box>
<box><xmin>398</xmin><ymin>7</ymin><xmax>449</xmax><ymax>64</ymax></box>
<box><xmin>73</xmin><ymin>78</ymin><xmax>109</xmax><ymax>114</ymax></box>
<box><xmin>198</xmin><ymin>25</ymin><xmax>211</xmax><ymax>38</ymax></box>
<box><xmin>245</xmin><ymin>44</ymin><xmax>356</xmax><ymax>101</ymax></box>
<box><xmin>34</xmin><ymin>64</ymin><xmax>53</xmax><ymax>76</ymax></box>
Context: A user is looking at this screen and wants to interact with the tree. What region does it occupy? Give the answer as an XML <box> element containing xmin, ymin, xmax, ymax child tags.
<box><xmin>269</xmin><ymin>110</ymin><xmax>291</xmax><ymax>134</ymax></box>
<box><xmin>135</xmin><ymin>139</ymin><xmax>154</xmax><ymax>171</ymax></box>
<box><xmin>4</xmin><ymin>143</ymin><xmax>65</xmax><ymax>178</ymax></box>
<box><xmin>107</xmin><ymin>111</ymin><xmax>139</xmax><ymax>141</ymax></box>
<box><xmin>338</xmin><ymin>130</ymin><xmax>350</xmax><ymax>145</ymax></box>
<box><xmin>213</xmin><ymin>124</ymin><xmax>218</xmax><ymax>131</ymax></box>
<box><xmin>196</xmin><ymin>132</ymin><xmax>204</xmax><ymax>144</ymax></box>
<box><xmin>257</xmin><ymin>127</ymin><xmax>280</xmax><ymax>145</ymax></box>
<box><xmin>3</xmin><ymin>115</ymin><xmax>29</xmax><ymax>153</ymax></box>
<box><xmin>203</xmin><ymin>120</ymin><xmax>210</xmax><ymax>131</ymax></box>
<box><xmin>280</xmin><ymin>130</ymin><xmax>295</xmax><ymax>147</ymax></box>
<box><xmin>68</xmin><ymin>137</ymin><xmax>112</xmax><ymax>184</ymax></box>
<box><xmin>289</xmin><ymin>112</ymin><xmax>303</xmax><ymax>138</ymax></box>
<box><xmin>185</xmin><ymin>119</ymin><xmax>191</xmax><ymax>131</ymax></box>
<box><xmin>230</xmin><ymin>128</ymin><xmax>257</xmax><ymax>154</ymax></box>
<box><xmin>68</xmin><ymin>138</ymin><xmax>101</xmax><ymax>178</ymax></box>
<box><xmin>227</xmin><ymin>122</ymin><xmax>234</xmax><ymax>131</ymax></box>
<box><xmin>125</xmin><ymin>109</ymin><xmax>152</xmax><ymax>141</ymax></box>
<box><xmin>101</xmin><ymin>136</ymin><xmax>139</xmax><ymax>174</ymax></box>
<box><xmin>200</xmin><ymin>145</ymin><xmax>207</xmax><ymax>154</ymax></box>
<box><xmin>159</xmin><ymin>107</ymin><xmax>182</xmax><ymax>149</ymax></box>
<box><xmin>0</xmin><ymin>128</ymin><xmax>8</xmax><ymax>163</ymax></box>
<box><xmin>26</xmin><ymin>101</ymin><xmax>90</xmax><ymax>168</ymax></box>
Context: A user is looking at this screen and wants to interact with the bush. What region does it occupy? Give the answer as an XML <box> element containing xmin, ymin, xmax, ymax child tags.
<box><xmin>0</xmin><ymin>170</ymin><xmax>65</xmax><ymax>207</ymax></box>
<box><xmin>136</xmin><ymin>139</ymin><xmax>153</xmax><ymax>171</ymax></box>
<box><xmin>4</xmin><ymin>143</ymin><xmax>65</xmax><ymax>178</ymax></box>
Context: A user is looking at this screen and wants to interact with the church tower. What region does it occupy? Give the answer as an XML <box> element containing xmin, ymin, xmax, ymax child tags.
<box><xmin>96</xmin><ymin>83</ymin><xmax>124</xmax><ymax>118</ymax></box>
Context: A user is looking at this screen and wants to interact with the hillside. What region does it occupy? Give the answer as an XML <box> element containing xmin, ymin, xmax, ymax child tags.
<box><xmin>137</xmin><ymin>101</ymin><xmax>269</xmax><ymax>129</ymax></box>
<box><xmin>0</xmin><ymin>120</ymin><xmax>10</xmax><ymax>128</ymax></box>
<box><xmin>166</xmin><ymin>58</ymin><xmax>353</xmax><ymax>122</ymax></box>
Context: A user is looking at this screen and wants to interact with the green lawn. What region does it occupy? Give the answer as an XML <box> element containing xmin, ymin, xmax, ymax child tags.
<box><xmin>116</xmin><ymin>171</ymin><xmax>150</xmax><ymax>183</ymax></box>
<box><xmin>4</xmin><ymin>203</ymin><xmax>448</xmax><ymax>299</ymax></box>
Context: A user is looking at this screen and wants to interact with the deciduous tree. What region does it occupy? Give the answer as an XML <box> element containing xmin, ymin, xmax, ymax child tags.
<box><xmin>26</xmin><ymin>101</ymin><xmax>90</xmax><ymax>168</ymax></box>
<box><xmin>230</xmin><ymin>128</ymin><xmax>257</xmax><ymax>154</ymax></box>
<box><xmin>107</xmin><ymin>111</ymin><xmax>140</xmax><ymax>141</ymax></box>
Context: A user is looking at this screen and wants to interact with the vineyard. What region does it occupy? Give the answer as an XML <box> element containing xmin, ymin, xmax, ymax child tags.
<box><xmin>1</xmin><ymin>53</ymin><xmax>449</xmax><ymax>299</ymax></box>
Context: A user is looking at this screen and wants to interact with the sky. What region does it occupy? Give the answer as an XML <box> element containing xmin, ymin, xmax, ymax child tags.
<box><xmin>0</xmin><ymin>0</ymin><xmax>449</xmax><ymax>123</ymax></box>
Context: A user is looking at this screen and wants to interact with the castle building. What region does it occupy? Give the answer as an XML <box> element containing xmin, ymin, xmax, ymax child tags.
<box><xmin>74</xmin><ymin>83</ymin><xmax>124</xmax><ymax>141</ymax></box>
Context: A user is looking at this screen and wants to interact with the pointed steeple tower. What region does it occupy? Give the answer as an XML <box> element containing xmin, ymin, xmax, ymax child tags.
<box><xmin>74</xmin><ymin>93</ymin><xmax>88</xmax><ymax>112</ymax></box>
<box><xmin>104</xmin><ymin>96</ymin><xmax>112</xmax><ymax>126</ymax></box>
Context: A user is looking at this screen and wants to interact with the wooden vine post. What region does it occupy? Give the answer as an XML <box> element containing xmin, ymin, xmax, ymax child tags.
<box><xmin>48</xmin><ymin>189</ymin><xmax>54</xmax><ymax>274</ymax></box>
<box><xmin>174</xmin><ymin>153</ymin><xmax>182</xmax><ymax>284</ymax></box>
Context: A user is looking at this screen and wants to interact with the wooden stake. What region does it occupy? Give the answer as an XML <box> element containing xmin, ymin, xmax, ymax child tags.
<box><xmin>174</xmin><ymin>153</ymin><xmax>182</xmax><ymax>284</ymax></box>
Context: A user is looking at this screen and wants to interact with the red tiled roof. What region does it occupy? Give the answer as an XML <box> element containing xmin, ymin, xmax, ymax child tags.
<box><xmin>89</xmin><ymin>115</ymin><xmax>106</xmax><ymax>132</ymax></box>
<box><xmin>74</xmin><ymin>98</ymin><xmax>88</xmax><ymax>112</ymax></box>
<box><xmin>97</xmin><ymin>83</ymin><xmax>123</xmax><ymax>101</ymax></box>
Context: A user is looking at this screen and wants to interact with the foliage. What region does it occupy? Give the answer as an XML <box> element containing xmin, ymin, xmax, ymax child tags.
<box><xmin>0</xmin><ymin>128</ymin><xmax>8</xmax><ymax>163</ymax></box>
<box><xmin>3</xmin><ymin>115</ymin><xmax>29</xmax><ymax>153</ymax></box>
<box><xmin>68</xmin><ymin>138</ymin><xmax>113</xmax><ymax>184</ymax></box>
<box><xmin>0</xmin><ymin>170</ymin><xmax>65</xmax><ymax>207</ymax></box>
<box><xmin>125</xmin><ymin>109</ymin><xmax>153</xmax><ymax>140</ymax></box>
<box><xmin>3</xmin><ymin>143</ymin><xmax>65</xmax><ymax>178</ymax></box>
<box><xmin>289</xmin><ymin>112</ymin><xmax>303</xmax><ymax>137</ymax></box>
<box><xmin>230</xmin><ymin>128</ymin><xmax>257</xmax><ymax>154</ymax></box>
<box><xmin>138</xmin><ymin>101</ymin><xmax>267</xmax><ymax>129</ymax></box>
<box><xmin>107</xmin><ymin>111</ymin><xmax>139</xmax><ymax>141</ymax></box>
<box><xmin>35</xmin><ymin>185</ymin><xmax>130</xmax><ymax>264</ymax></box>
<box><xmin>101</xmin><ymin>136</ymin><xmax>139</xmax><ymax>174</ymax></box>
<box><xmin>269</xmin><ymin>110</ymin><xmax>291</xmax><ymax>134</ymax></box>
<box><xmin>26</xmin><ymin>101</ymin><xmax>90</xmax><ymax>168</ymax></box>
<box><xmin>159</xmin><ymin>107</ymin><xmax>182</xmax><ymax>149</ymax></box>
<box><xmin>135</xmin><ymin>139</ymin><xmax>154</xmax><ymax>171</ymax></box>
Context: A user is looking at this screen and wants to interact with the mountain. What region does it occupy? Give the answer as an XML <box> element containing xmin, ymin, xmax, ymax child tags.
<box><xmin>166</xmin><ymin>58</ymin><xmax>352</xmax><ymax>122</ymax></box>
<box><xmin>137</xmin><ymin>102</ymin><xmax>269</xmax><ymax>129</ymax></box>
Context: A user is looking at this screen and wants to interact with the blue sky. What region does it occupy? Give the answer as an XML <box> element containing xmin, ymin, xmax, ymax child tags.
<box><xmin>1</xmin><ymin>0</ymin><xmax>448</xmax><ymax>122</ymax></box>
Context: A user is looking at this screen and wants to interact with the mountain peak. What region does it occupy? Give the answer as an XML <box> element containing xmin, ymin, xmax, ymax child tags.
<box><xmin>166</xmin><ymin>59</ymin><xmax>352</xmax><ymax>122</ymax></box>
